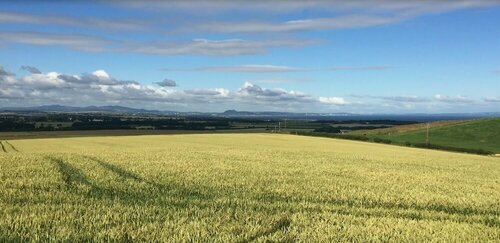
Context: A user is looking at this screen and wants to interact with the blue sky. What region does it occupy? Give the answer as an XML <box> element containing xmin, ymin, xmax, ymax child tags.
<box><xmin>0</xmin><ymin>1</ymin><xmax>499</xmax><ymax>113</ymax></box>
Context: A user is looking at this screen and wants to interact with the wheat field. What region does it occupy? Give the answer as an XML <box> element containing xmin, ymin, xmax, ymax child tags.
<box><xmin>0</xmin><ymin>134</ymin><xmax>499</xmax><ymax>241</ymax></box>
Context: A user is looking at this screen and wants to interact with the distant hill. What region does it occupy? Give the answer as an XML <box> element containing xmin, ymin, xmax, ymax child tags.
<box><xmin>0</xmin><ymin>105</ymin><xmax>164</xmax><ymax>114</ymax></box>
<box><xmin>357</xmin><ymin>118</ymin><xmax>500</xmax><ymax>153</ymax></box>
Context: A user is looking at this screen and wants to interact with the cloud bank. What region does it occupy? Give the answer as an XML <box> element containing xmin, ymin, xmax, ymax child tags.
<box><xmin>0</xmin><ymin>66</ymin><xmax>347</xmax><ymax>111</ymax></box>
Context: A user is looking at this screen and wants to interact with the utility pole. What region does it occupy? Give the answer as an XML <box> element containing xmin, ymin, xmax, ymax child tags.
<box><xmin>278</xmin><ymin>122</ymin><xmax>281</xmax><ymax>132</ymax></box>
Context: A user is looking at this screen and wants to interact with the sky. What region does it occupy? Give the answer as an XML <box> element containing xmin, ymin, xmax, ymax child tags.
<box><xmin>0</xmin><ymin>0</ymin><xmax>499</xmax><ymax>113</ymax></box>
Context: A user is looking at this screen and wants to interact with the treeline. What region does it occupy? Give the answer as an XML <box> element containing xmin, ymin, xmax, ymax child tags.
<box><xmin>71</xmin><ymin>120</ymin><xmax>230</xmax><ymax>130</ymax></box>
<box><xmin>295</xmin><ymin>132</ymin><xmax>494</xmax><ymax>155</ymax></box>
<box><xmin>0</xmin><ymin>118</ymin><xmax>231</xmax><ymax>131</ymax></box>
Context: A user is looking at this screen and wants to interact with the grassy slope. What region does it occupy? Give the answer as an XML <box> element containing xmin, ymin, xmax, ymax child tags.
<box><xmin>358</xmin><ymin>118</ymin><xmax>500</xmax><ymax>153</ymax></box>
<box><xmin>1</xmin><ymin>134</ymin><xmax>499</xmax><ymax>241</ymax></box>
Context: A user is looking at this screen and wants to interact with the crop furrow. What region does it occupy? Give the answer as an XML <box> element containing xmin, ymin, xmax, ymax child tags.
<box><xmin>4</xmin><ymin>141</ymin><xmax>19</xmax><ymax>152</ymax></box>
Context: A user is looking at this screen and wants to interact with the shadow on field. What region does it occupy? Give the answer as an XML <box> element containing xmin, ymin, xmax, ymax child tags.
<box><xmin>241</xmin><ymin>216</ymin><xmax>291</xmax><ymax>243</ymax></box>
<box><xmin>45</xmin><ymin>156</ymin><xmax>498</xmax><ymax>229</ymax></box>
<box><xmin>46</xmin><ymin>156</ymin><xmax>213</xmax><ymax>204</ymax></box>
<box><xmin>249</xmin><ymin>192</ymin><xmax>499</xmax><ymax>228</ymax></box>
<box><xmin>84</xmin><ymin>156</ymin><xmax>144</xmax><ymax>182</ymax></box>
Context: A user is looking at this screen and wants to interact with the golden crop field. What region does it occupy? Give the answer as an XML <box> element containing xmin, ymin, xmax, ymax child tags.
<box><xmin>0</xmin><ymin>134</ymin><xmax>499</xmax><ymax>241</ymax></box>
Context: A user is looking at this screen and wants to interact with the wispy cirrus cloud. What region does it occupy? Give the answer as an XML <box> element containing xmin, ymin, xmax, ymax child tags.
<box><xmin>121</xmin><ymin>0</ymin><xmax>499</xmax><ymax>15</ymax></box>
<box><xmin>119</xmin><ymin>38</ymin><xmax>318</xmax><ymax>56</ymax></box>
<box><xmin>0</xmin><ymin>11</ymin><xmax>151</xmax><ymax>31</ymax></box>
<box><xmin>191</xmin><ymin>15</ymin><xmax>401</xmax><ymax>33</ymax></box>
<box><xmin>0</xmin><ymin>31</ymin><xmax>112</xmax><ymax>50</ymax></box>
<box><xmin>161</xmin><ymin>65</ymin><xmax>305</xmax><ymax>73</ymax></box>
<box><xmin>161</xmin><ymin>65</ymin><xmax>394</xmax><ymax>73</ymax></box>
<box><xmin>328</xmin><ymin>66</ymin><xmax>395</xmax><ymax>71</ymax></box>
<box><xmin>123</xmin><ymin>0</ymin><xmax>500</xmax><ymax>33</ymax></box>
<box><xmin>0</xmin><ymin>31</ymin><xmax>317</xmax><ymax>56</ymax></box>
<box><xmin>250</xmin><ymin>77</ymin><xmax>311</xmax><ymax>84</ymax></box>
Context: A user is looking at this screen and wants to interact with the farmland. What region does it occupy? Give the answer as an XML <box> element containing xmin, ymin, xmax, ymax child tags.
<box><xmin>0</xmin><ymin>134</ymin><xmax>499</xmax><ymax>241</ymax></box>
<box><xmin>355</xmin><ymin>118</ymin><xmax>500</xmax><ymax>153</ymax></box>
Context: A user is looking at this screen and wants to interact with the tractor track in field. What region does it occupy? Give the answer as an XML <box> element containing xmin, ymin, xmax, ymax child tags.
<box><xmin>4</xmin><ymin>141</ymin><xmax>19</xmax><ymax>152</ymax></box>
<box><xmin>0</xmin><ymin>141</ymin><xmax>6</xmax><ymax>153</ymax></box>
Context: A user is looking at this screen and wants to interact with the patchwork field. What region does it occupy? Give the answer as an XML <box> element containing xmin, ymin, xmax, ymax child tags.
<box><xmin>0</xmin><ymin>134</ymin><xmax>499</xmax><ymax>241</ymax></box>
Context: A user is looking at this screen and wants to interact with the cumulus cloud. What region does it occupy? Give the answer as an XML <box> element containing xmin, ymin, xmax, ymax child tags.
<box><xmin>319</xmin><ymin>96</ymin><xmax>349</xmax><ymax>105</ymax></box>
<box><xmin>156</xmin><ymin>79</ymin><xmax>177</xmax><ymax>87</ymax></box>
<box><xmin>0</xmin><ymin>65</ymin><xmax>14</xmax><ymax>76</ymax></box>
<box><xmin>0</xmin><ymin>66</ymin><xmax>343</xmax><ymax>111</ymax></box>
<box><xmin>236</xmin><ymin>82</ymin><xmax>314</xmax><ymax>104</ymax></box>
<box><xmin>20</xmin><ymin>65</ymin><xmax>42</xmax><ymax>74</ymax></box>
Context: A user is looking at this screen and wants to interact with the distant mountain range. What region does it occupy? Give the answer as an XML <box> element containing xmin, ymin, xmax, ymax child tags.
<box><xmin>1</xmin><ymin>105</ymin><xmax>499</xmax><ymax>121</ymax></box>
<box><xmin>0</xmin><ymin>105</ymin><xmax>164</xmax><ymax>114</ymax></box>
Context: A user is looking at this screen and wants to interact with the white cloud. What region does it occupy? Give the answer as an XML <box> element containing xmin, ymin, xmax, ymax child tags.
<box><xmin>121</xmin><ymin>38</ymin><xmax>317</xmax><ymax>56</ymax></box>
<box><xmin>123</xmin><ymin>0</ymin><xmax>499</xmax><ymax>33</ymax></box>
<box><xmin>0</xmin><ymin>31</ymin><xmax>111</xmax><ymax>50</ymax></box>
<box><xmin>121</xmin><ymin>0</ymin><xmax>498</xmax><ymax>15</ymax></box>
<box><xmin>484</xmin><ymin>97</ymin><xmax>500</xmax><ymax>102</ymax></box>
<box><xmin>319</xmin><ymin>96</ymin><xmax>348</xmax><ymax>105</ymax></box>
<box><xmin>360</xmin><ymin>95</ymin><xmax>430</xmax><ymax>103</ymax></box>
<box><xmin>434</xmin><ymin>94</ymin><xmax>473</xmax><ymax>103</ymax></box>
<box><xmin>192</xmin><ymin>15</ymin><xmax>401</xmax><ymax>33</ymax></box>
<box><xmin>0</xmin><ymin>66</ymin><xmax>336</xmax><ymax>111</ymax></box>
<box><xmin>0</xmin><ymin>11</ymin><xmax>151</xmax><ymax>31</ymax></box>
<box><xmin>0</xmin><ymin>32</ymin><xmax>316</xmax><ymax>56</ymax></box>
<box><xmin>251</xmin><ymin>77</ymin><xmax>311</xmax><ymax>84</ymax></box>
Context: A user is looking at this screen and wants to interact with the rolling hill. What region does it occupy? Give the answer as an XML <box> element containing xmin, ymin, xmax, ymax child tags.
<box><xmin>356</xmin><ymin>118</ymin><xmax>500</xmax><ymax>153</ymax></box>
